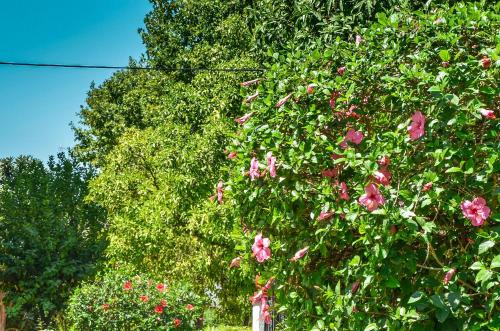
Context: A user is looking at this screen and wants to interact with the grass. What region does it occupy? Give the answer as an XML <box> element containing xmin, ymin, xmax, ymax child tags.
<box><xmin>203</xmin><ymin>326</ymin><xmax>251</xmax><ymax>331</ymax></box>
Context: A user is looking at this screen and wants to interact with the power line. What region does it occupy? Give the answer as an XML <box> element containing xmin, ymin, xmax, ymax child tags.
<box><xmin>0</xmin><ymin>61</ymin><xmax>265</xmax><ymax>72</ymax></box>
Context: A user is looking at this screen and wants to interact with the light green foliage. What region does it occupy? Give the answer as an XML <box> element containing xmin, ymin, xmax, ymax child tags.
<box><xmin>222</xmin><ymin>2</ymin><xmax>499</xmax><ymax>329</ymax></box>
<box><xmin>0</xmin><ymin>153</ymin><xmax>106</xmax><ymax>329</ymax></box>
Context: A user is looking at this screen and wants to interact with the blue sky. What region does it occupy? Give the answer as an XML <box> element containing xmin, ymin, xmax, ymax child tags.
<box><xmin>0</xmin><ymin>0</ymin><xmax>151</xmax><ymax>161</ymax></box>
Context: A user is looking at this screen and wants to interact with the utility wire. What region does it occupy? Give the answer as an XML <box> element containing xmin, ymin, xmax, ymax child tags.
<box><xmin>0</xmin><ymin>61</ymin><xmax>265</xmax><ymax>72</ymax></box>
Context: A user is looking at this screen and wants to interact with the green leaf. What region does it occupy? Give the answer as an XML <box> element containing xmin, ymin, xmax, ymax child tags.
<box><xmin>439</xmin><ymin>50</ymin><xmax>450</xmax><ymax>61</ymax></box>
<box><xmin>478</xmin><ymin>241</ymin><xmax>495</xmax><ymax>255</ymax></box>
<box><xmin>491</xmin><ymin>255</ymin><xmax>500</xmax><ymax>269</ymax></box>
<box><xmin>445</xmin><ymin>167</ymin><xmax>461</xmax><ymax>173</ymax></box>
<box><xmin>436</xmin><ymin>308</ymin><xmax>449</xmax><ymax>323</ymax></box>
<box><xmin>475</xmin><ymin>269</ymin><xmax>493</xmax><ymax>284</ymax></box>
<box><xmin>364</xmin><ymin>323</ymin><xmax>378</xmax><ymax>331</ymax></box>
<box><xmin>470</xmin><ymin>261</ymin><xmax>485</xmax><ymax>270</ymax></box>
<box><xmin>408</xmin><ymin>291</ymin><xmax>424</xmax><ymax>304</ymax></box>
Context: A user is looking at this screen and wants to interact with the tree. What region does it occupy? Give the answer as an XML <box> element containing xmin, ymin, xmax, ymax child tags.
<box><xmin>0</xmin><ymin>153</ymin><xmax>106</xmax><ymax>329</ymax></box>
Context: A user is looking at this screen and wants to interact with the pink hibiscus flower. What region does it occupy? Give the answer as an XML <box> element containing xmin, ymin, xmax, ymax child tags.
<box><xmin>422</xmin><ymin>182</ymin><xmax>433</xmax><ymax>192</ymax></box>
<box><xmin>318</xmin><ymin>211</ymin><xmax>334</xmax><ymax>222</ymax></box>
<box><xmin>228</xmin><ymin>151</ymin><xmax>237</xmax><ymax>159</ymax></box>
<box><xmin>443</xmin><ymin>268</ymin><xmax>456</xmax><ymax>285</ymax></box>
<box><xmin>339</xmin><ymin>182</ymin><xmax>350</xmax><ymax>200</ymax></box>
<box><xmin>340</xmin><ymin>129</ymin><xmax>364</xmax><ymax>149</ymax></box>
<box><xmin>408</xmin><ymin>111</ymin><xmax>425</xmax><ymax>140</ymax></box>
<box><xmin>249</xmin><ymin>157</ymin><xmax>260</xmax><ymax>180</ymax></box>
<box><xmin>461</xmin><ymin>197</ymin><xmax>490</xmax><ymax>226</ymax></box>
<box><xmin>240</xmin><ymin>78</ymin><xmax>259</xmax><ymax>87</ymax></box>
<box><xmin>246</xmin><ymin>92</ymin><xmax>259</xmax><ymax>103</ymax></box>
<box><xmin>229</xmin><ymin>256</ymin><xmax>242</xmax><ymax>268</ymax></box>
<box><xmin>275</xmin><ymin>93</ymin><xmax>293</xmax><ymax>108</ymax></box>
<box><xmin>217</xmin><ymin>181</ymin><xmax>223</xmax><ymax>204</ymax></box>
<box><xmin>252</xmin><ymin>234</ymin><xmax>271</xmax><ymax>263</ymax></box>
<box><xmin>479</xmin><ymin>109</ymin><xmax>495</xmax><ymax>119</ymax></box>
<box><xmin>266</xmin><ymin>152</ymin><xmax>277</xmax><ymax>178</ymax></box>
<box><xmin>235</xmin><ymin>112</ymin><xmax>253</xmax><ymax>125</ymax></box>
<box><xmin>373</xmin><ymin>167</ymin><xmax>391</xmax><ymax>186</ymax></box>
<box><xmin>290</xmin><ymin>246</ymin><xmax>309</xmax><ymax>262</ymax></box>
<box><xmin>358</xmin><ymin>184</ymin><xmax>385</xmax><ymax>212</ymax></box>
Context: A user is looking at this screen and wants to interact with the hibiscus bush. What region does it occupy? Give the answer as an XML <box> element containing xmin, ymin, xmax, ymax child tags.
<box><xmin>67</xmin><ymin>269</ymin><xmax>206</xmax><ymax>330</ymax></box>
<box><xmin>221</xmin><ymin>2</ymin><xmax>499</xmax><ymax>330</ymax></box>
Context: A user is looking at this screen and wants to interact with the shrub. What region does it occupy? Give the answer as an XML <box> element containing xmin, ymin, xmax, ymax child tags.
<box><xmin>67</xmin><ymin>269</ymin><xmax>207</xmax><ymax>330</ymax></box>
<box><xmin>222</xmin><ymin>2</ymin><xmax>499</xmax><ymax>330</ymax></box>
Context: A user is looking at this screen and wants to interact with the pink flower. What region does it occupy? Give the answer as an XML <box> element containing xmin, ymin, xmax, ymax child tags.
<box><xmin>340</xmin><ymin>129</ymin><xmax>364</xmax><ymax>149</ymax></box>
<box><xmin>123</xmin><ymin>281</ymin><xmax>132</xmax><ymax>291</ymax></box>
<box><xmin>160</xmin><ymin>299</ymin><xmax>168</xmax><ymax>307</ymax></box>
<box><xmin>230</xmin><ymin>256</ymin><xmax>242</xmax><ymax>268</ymax></box>
<box><xmin>275</xmin><ymin>93</ymin><xmax>293</xmax><ymax>108</ymax></box>
<box><xmin>461</xmin><ymin>197</ymin><xmax>490</xmax><ymax>226</ymax></box>
<box><xmin>228</xmin><ymin>151</ymin><xmax>237</xmax><ymax>159</ymax></box>
<box><xmin>443</xmin><ymin>268</ymin><xmax>456</xmax><ymax>285</ymax></box>
<box><xmin>240</xmin><ymin>78</ymin><xmax>259</xmax><ymax>86</ymax></box>
<box><xmin>249</xmin><ymin>157</ymin><xmax>260</xmax><ymax>180</ymax></box>
<box><xmin>246</xmin><ymin>92</ymin><xmax>259</xmax><ymax>103</ymax></box>
<box><xmin>235</xmin><ymin>112</ymin><xmax>253</xmax><ymax>125</ymax></box>
<box><xmin>358</xmin><ymin>184</ymin><xmax>385</xmax><ymax>212</ymax></box>
<box><xmin>377</xmin><ymin>156</ymin><xmax>391</xmax><ymax>167</ymax></box>
<box><xmin>155</xmin><ymin>305</ymin><xmax>164</xmax><ymax>314</ymax></box>
<box><xmin>290</xmin><ymin>246</ymin><xmax>309</xmax><ymax>262</ymax></box>
<box><xmin>318</xmin><ymin>211</ymin><xmax>334</xmax><ymax>222</ymax></box>
<box><xmin>407</xmin><ymin>111</ymin><xmax>425</xmax><ymax>140</ymax></box>
<box><xmin>217</xmin><ymin>181</ymin><xmax>223</xmax><ymax>204</ymax></box>
<box><xmin>481</xmin><ymin>56</ymin><xmax>491</xmax><ymax>69</ymax></box>
<box><xmin>355</xmin><ymin>35</ymin><xmax>363</xmax><ymax>47</ymax></box>
<box><xmin>262</xmin><ymin>305</ymin><xmax>272</xmax><ymax>324</ymax></box>
<box><xmin>337</xmin><ymin>66</ymin><xmax>346</xmax><ymax>75</ymax></box>
<box><xmin>322</xmin><ymin>168</ymin><xmax>339</xmax><ymax>178</ymax></box>
<box><xmin>139</xmin><ymin>295</ymin><xmax>149</xmax><ymax>303</ymax></box>
<box><xmin>479</xmin><ymin>109</ymin><xmax>496</xmax><ymax>119</ymax></box>
<box><xmin>339</xmin><ymin>182</ymin><xmax>349</xmax><ymax>200</ymax></box>
<box><xmin>173</xmin><ymin>318</ymin><xmax>181</xmax><ymax>328</ymax></box>
<box><xmin>329</xmin><ymin>91</ymin><xmax>340</xmax><ymax>109</ymax></box>
<box><xmin>252</xmin><ymin>234</ymin><xmax>271</xmax><ymax>263</ymax></box>
<box><xmin>266</xmin><ymin>152</ymin><xmax>277</xmax><ymax>178</ymax></box>
<box><xmin>373</xmin><ymin>167</ymin><xmax>391</xmax><ymax>186</ymax></box>
<box><xmin>307</xmin><ymin>84</ymin><xmax>316</xmax><ymax>94</ymax></box>
<box><xmin>422</xmin><ymin>182</ymin><xmax>433</xmax><ymax>192</ymax></box>
<box><xmin>186</xmin><ymin>304</ymin><xmax>194</xmax><ymax>311</ymax></box>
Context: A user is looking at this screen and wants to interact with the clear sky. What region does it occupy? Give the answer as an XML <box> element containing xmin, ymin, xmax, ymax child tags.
<box><xmin>0</xmin><ymin>0</ymin><xmax>152</xmax><ymax>161</ymax></box>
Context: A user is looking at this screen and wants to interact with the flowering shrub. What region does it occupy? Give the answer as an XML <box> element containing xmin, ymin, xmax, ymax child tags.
<box><xmin>67</xmin><ymin>270</ymin><xmax>206</xmax><ymax>330</ymax></box>
<box><xmin>223</xmin><ymin>2</ymin><xmax>499</xmax><ymax>330</ymax></box>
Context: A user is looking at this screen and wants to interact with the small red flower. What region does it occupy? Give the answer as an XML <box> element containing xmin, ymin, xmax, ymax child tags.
<box><xmin>173</xmin><ymin>318</ymin><xmax>182</xmax><ymax>328</ymax></box>
<box><xmin>123</xmin><ymin>281</ymin><xmax>132</xmax><ymax>291</ymax></box>
<box><xmin>154</xmin><ymin>305</ymin><xmax>164</xmax><ymax>314</ymax></box>
<box><xmin>480</xmin><ymin>56</ymin><xmax>491</xmax><ymax>69</ymax></box>
<box><xmin>102</xmin><ymin>303</ymin><xmax>110</xmax><ymax>311</ymax></box>
<box><xmin>156</xmin><ymin>283</ymin><xmax>165</xmax><ymax>292</ymax></box>
<box><xmin>422</xmin><ymin>182</ymin><xmax>433</xmax><ymax>192</ymax></box>
<box><xmin>186</xmin><ymin>303</ymin><xmax>194</xmax><ymax>310</ymax></box>
<box><xmin>337</xmin><ymin>66</ymin><xmax>346</xmax><ymax>75</ymax></box>
<box><xmin>139</xmin><ymin>295</ymin><xmax>149</xmax><ymax>303</ymax></box>
<box><xmin>160</xmin><ymin>299</ymin><xmax>168</xmax><ymax>307</ymax></box>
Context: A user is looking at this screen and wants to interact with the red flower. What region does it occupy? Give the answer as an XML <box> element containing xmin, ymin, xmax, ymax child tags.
<box><xmin>480</xmin><ymin>56</ymin><xmax>491</xmax><ymax>69</ymax></box>
<box><xmin>156</xmin><ymin>283</ymin><xmax>165</xmax><ymax>292</ymax></box>
<box><xmin>139</xmin><ymin>295</ymin><xmax>149</xmax><ymax>303</ymax></box>
<box><xmin>422</xmin><ymin>182</ymin><xmax>433</xmax><ymax>192</ymax></box>
<box><xmin>123</xmin><ymin>281</ymin><xmax>132</xmax><ymax>291</ymax></box>
<box><xmin>160</xmin><ymin>299</ymin><xmax>168</xmax><ymax>307</ymax></box>
<box><xmin>186</xmin><ymin>304</ymin><xmax>194</xmax><ymax>310</ymax></box>
<box><xmin>102</xmin><ymin>303</ymin><xmax>110</xmax><ymax>311</ymax></box>
<box><xmin>154</xmin><ymin>305</ymin><xmax>164</xmax><ymax>314</ymax></box>
<box><xmin>173</xmin><ymin>318</ymin><xmax>181</xmax><ymax>328</ymax></box>
<box><xmin>337</xmin><ymin>66</ymin><xmax>346</xmax><ymax>75</ymax></box>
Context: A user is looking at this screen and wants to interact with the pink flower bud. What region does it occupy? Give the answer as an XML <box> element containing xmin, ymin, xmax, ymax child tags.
<box><xmin>443</xmin><ymin>268</ymin><xmax>456</xmax><ymax>285</ymax></box>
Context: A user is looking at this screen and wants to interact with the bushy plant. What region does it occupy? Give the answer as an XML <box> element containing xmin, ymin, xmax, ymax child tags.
<box><xmin>222</xmin><ymin>2</ymin><xmax>499</xmax><ymax>330</ymax></box>
<box><xmin>67</xmin><ymin>269</ymin><xmax>206</xmax><ymax>330</ymax></box>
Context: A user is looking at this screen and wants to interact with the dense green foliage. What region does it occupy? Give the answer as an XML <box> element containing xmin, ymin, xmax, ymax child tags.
<box><xmin>0</xmin><ymin>153</ymin><xmax>106</xmax><ymax>329</ymax></box>
<box><xmin>223</xmin><ymin>2</ymin><xmax>499</xmax><ymax>329</ymax></box>
<box><xmin>68</xmin><ymin>269</ymin><xmax>205</xmax><ymax>330</ymax></box>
